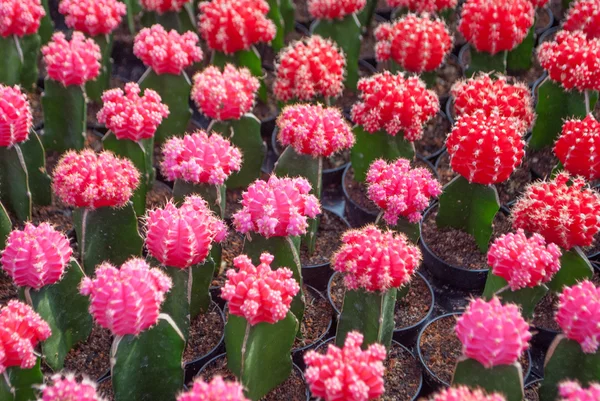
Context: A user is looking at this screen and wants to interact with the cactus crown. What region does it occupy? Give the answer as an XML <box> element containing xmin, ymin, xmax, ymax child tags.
<box><xmin>332</xmin><ymin>225</ymin><xmax>422</xmax><ymax>292</ymax></box>
<box><xmin>273</xmin><ymin>36</ymin><xmax>346</xmax><ymax>102</ymax></box>
<box><xmin>556</xmin><ymin>280</ymin><xmax>600</xmax><ymax>354</ymax></box>
<box><xmin>145</xmin><ymin>195</ymin><xmax>227</xmax><ymax>269</ymax></box>
<box><xmin>221</xmin><ymin>253</ymin><xmax>300</xmax><ymax>326</ymax></box>
<box><xmin>0</xmin><ymin>0</ymin><xmax>45</xmax><ymax>38</ymax></box>
<box><xmin>554</xmin><ymin>114</ymin><xmax>600</xmax><ymax>181</ymax></box>
<box><xmin>191</xmin><ymin>64</ymin><xmax>259</xmax><ymax>121</ymax></box>
<box><xmin>428</xmin><ymin>386</ymin><xmax>506</xmax><ymax>401</ymax></box>
<box><xmin>386</xmin><ymin>0</ymin><xmax>457</xmax><ymax>13</ymax></box>
<box><xmin>59</xmin><ymin>0</ymin><xmax>126</xmax><ymax>36</ymax></box>
<box><xmin>40</xmin><ymin>374</ymin><xmax>106</xmax><ymax>401</ymax></box>
<box><xmin>559</xmin><ymin>381</ymin><xmax>600</xmax><ymax>401</ymax></box>
<box><xmin>456</xmin><ymin>297</ymin><xmax>531</xmax><ymax>368</ymax></box>
<box><xmin>308</xmin><ymin>0</ymin><xmax>366</xmax><ymax>20</ymax></box>
<box><xmin>304</xmin><ymin>331</ymin><xmax>386</xmax><ymax>401</ymax></box>
<box><xmin>177</xmin><ymin>376</ymin><xmax>249</xmax><ymax>401</ymax></box>
<box><xmin>198</xmin><ymin>0</ymin><xmax>276</xmax><ymax>54</ymax></box>
<box><xmin>97</xmin><ymin>82</ymin><xmax>170</xmax><ymax>141</ymax></box>
<box><xmin>0</xmin><ymin>84</ymin><xmax>32</xmax><ymax>147</ymax></box>
<box><xmin>277</xmin><ymin>104</ymin><xmax>355</xmax><ymax>158</ymax></box>
<box><xmin>140</xmin><ymin>0</ymin><xmax>190</xmax><ymax>13</ymax></box>
<box><xmin>366</xmin><ymin>158</ymin><xmax>442</xmax><ymax>225</ymax></box>
<box><xmin>351</xmin><ymin>71</ymin><xmax>439</xmax><ymax>140</ymax></box>
<box><xmin>375</xmin><ymin>14</ymin><xmax>453</xmax><ymax>73</ymax></box>
<box><xmin>564</xmin><ymin>0</ymin><xmax>600</xmax><ymax>40</ymax></box>
<box><xmin>42</xmin><ymin>32</ymin><xmax>101</xmax><ymax>86</ymax></box>
<box><xmin>511</xmin><ymin>172</ymin><xmax>600</xmax><ymax>250</ymax></box>
<box><xmin>232</xmin><ymin>175</ymin><xmax>321</xmax><ymax>238</ymax></box>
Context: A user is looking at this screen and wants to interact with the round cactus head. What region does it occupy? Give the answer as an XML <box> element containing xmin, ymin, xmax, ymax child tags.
<box><xmin>428</xmin><ymin>386</ymin><xmax>506</xmax><ymax>401</ymax></box>
<box><xmin>221</xmin><ymin>253</ymin><xmax>300</xmax><ymax>325</ymax></box>
<box><xmin>351</xmin><ymin>71</ymin><xmax>439</xmax><ymax>140</ymax></box>
<box><xmin>59</xmin><ymin>0</ymin><xmax>126</xmax><ymax>36</ymax></box>
<box><xmin>178</xmin><ymin>376</ymin><xmax>249</xmax><ymax>401</ymax></box>
<box><xmin>97</xmin><ymin>82</ymin><xmax>170</xmax><ymax>142</ymax></box>
<box><xmin>304</xmin><ymin>331</ymin><xmax>386</xmax><ymax>401</ymax></box>
<box><xmin>554</xmin><ymin>114</ymin><xmax>600</xmax><ymax>181</ymax></box>
<box><xmin>79</xmin><ymin>258</ymin><xmax>172</xmax><ymax>336</ymax></box>
<box><xmin>0</xmin><ymin>84</ymin><xmax>32</xmax><ymax>147</ymax></box>
<box><xmin>140</xmin><ymin>0</ymin><xmax>190</xmax><ymax>13</ymax></box>
<box><xmin>559</xmin><ymin>381</ymin><xmax>600</xmax><ymax>401</ymax></box>
<box><xmin>386</xmin><ymin>0</ymin><xmax>457</xmax><ymax>13</ymax></box>
<box><xmin>42</xmin><ymin>32</ymin><xmax>101</xmax><ymax>86</ymax></box>
<box><xmin>332</xmin><ymin>225</ymin><xmax>422</xmax><ymax>292</ymax></box>
<box><xmin>0</xmin><ymin>300</ymin><xmax>51</xmax><ymax>373</ymax></box>
<box><xmin>308</xmin><ymin>0</ymin><xmax>366</xmax><ymax>19</ymax></box>
<box><xmin>564</xmin><ymin>0</ymin><xmax>600</xmax><ymax>39</ymax></box>
<box><xmin>232</xmin><ymin>175</ymin><xmax>321</xmax><ymax>238</ymax></box>
<box><xmin>133</xmin><ymin>25</ymin><xmax>203</xmax><ymax>75</ymax></box>
<box><xmin>273</xmin><ymin>36</ymin><xmax>346</xmax><ymax>102</ymax></box>
<box><xmin>0</xmin><ymin>0</ymin><xmax>45</xmax><ymax>38</ymax></box>
<box><xmin>366</xmin><ymin>158</ymin><xmax>442</xmax><ymax>225</ymax></box>
<box><xmin>41</xmin><ymin>374</ymin><xmax>105</xmax><ymax>401</ymax></box>
<box><xmin>145</xmin><ymin>195</ymin><xmax>227</xmax><ymax>269</ymax></box>
<box><xmin>556</xmin><ymin>280</ymin><xmax>600</xmax><ymax>354</ymax></box>
<box><xmin>511</xmin><ymin>172</ymin><xmax>600</xmax><ymax>250</ymax></box>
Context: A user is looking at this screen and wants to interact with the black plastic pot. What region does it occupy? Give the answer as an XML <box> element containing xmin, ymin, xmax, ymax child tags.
<box><xmin>534</xmin><ymin>7</ymin><xmax>555</xmax><ymax>39</ymax></box>
<box><xmin>531</xmin><ymin>324</ymin><xmax>559</xmax><ymax>353</ymax></box>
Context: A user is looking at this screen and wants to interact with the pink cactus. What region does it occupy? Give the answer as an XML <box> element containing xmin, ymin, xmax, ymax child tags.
<box><xmin>41</xmin><ymin>374</ymin><xmax>105</xmax><ymax>401</ymax></box>
<box><xmin>0</xmin><ymin>300</ymin><xmax>51</xmax><ymax>373</ymax></box>
<box><xmin>160</xmin><ymin>130</ymin><xmax>242</xmax><ymax>185</ymax></box>
<box><xmin>304</xmin><ymin>331</ymin><xmax>386</xmax><ymax>401</ymax></box>
<box><xmin>277</xmin><ymin>104</ymin><xmax>354</xmax><ymax>158</ymax></box>
<box><xmin>97</xmin><ymin>83</ymin><xmax>170</xmax><ymax>141</ymax></box>
<box><xmin>351</xmin><ymin>72</ymin><xmax>439</xmax><ymax>140</ymax></box>
<box><xmin>511</xmin><ymin>172</ymin><xmax>600</xmax><ymax>250</ymax></box>
<box><xmin>554</xmin><ymin>114</ymin><xmax>600</xmax><ymax>181</ymax></box>
<box><xmin>178</xmin><ymin>377</ymin><xmax>249</xmax><ymax>401</ymax></box>
<box><xmin>140</xmin><ymin>0</ymin><xmax>190</xmax><ymax>13</ymax></box>
<box><xmin>232</xmin><ymin>176</ymin><xmax>321</xmax><ymax>238</ymax></box>
<box><xmin>366</xmin><ymin>158</ymin><xmax>442</xmax><ymax>225</ymax></box>
<box><xmin>0</xmin><ymin>84</ymin><xmax>32</xmax><ymax>147</ymax></box>
<box><xmin>564</xmin><ymin>0</ymin><xmax>600</xmax><ymax>39</ymax></box>
<box><xmin>221</xmin><ymin>253</ymin><xmax>300</xmax><ymax>326</ymax></box>
<box><xmin>80</xmin><ymin>258</ymin><xmax>172</xmax><ymax>336</ymax></box>
<box><xmin>145</xmin><ymin>195</ymin><xmax>227</xmax><ymax>269</ymax></box>
<box><xmin>42</xmin><ymin>32</ymin><xmax>101</xmax><ymax>86</ymax></box>
<box><xmin>308</xmin><ymin>0</ymin><xmax>366</xmax><ymax>19</ymax></box>
<box><xmin>0</xmin><ymin>0</ymin><xmax>45</xmax><ymax>38</ymax></box>
<box><xmin>198</xmin><ymin>0</ymin><xmax>276</xmax><ymax>54</ymax></box>
<box><xmin>428</xmin><ymin>386</ymin><xmax>506</xmax><ymax>401</ymax></box>
<box><xmin>273</xmin><ymin>36</ymin><xmax>346</xmax><ymax>102</ymax></box>
<box><xmin>59</xmin><ymin>0</ymin><xmax>126</xmax><ymax>36</ymax></box>
<box><xmin>191</xmin><ymin>64</ymin><xmax>259</xmax><ymax>121</ymax></box>
<box><xmin>559</xmin><ymin>381</ymin><xmax>600</xmax><ymax>401</ymax></box>
<box><xmin>556</xmin><ymin>280</ymin><xmax>600</xmax><ymax>353</ymax></box>
<box><xmin>386</xmin><ymin>0</ymin><xmax>457</xmax><ymax>13</ymax></box>
<box><xmin>133</xmin><ymin>25</ymin><xmax>203</xmax><ymax>75</ymax></box>
<box><xmin>52</xmin><ymin>150</ymin><xmax>140</xmax><ymax>209</ymax></box>
<box><xmin>332</xmin><ymin>225</ymin><xmax>422</xmax><ymax>292</ymax></box>
<box><xmin>456</xmin><ymin>297</ymin><xmax>531</xmax><ymax>368</ymax></box>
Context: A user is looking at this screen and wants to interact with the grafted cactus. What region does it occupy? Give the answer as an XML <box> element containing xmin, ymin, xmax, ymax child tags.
<box><xmin>564</xmin><ymin>0</ymin><xmax>600</xmax><ymax>39</ymax></box>
<box><xmin>386</xmin><ymin>0</ymin><xmax>457</xmax><ymax>14</ymax></box>
<box><xmin>139</xmin><ymin>0</ymin><xmax>195</xmax><ymax>33</ymax></box>
<box><xmin>428</xmin><ymin>386</ymin><xmax>506</xmax><ymax>401</ymax></box>
<box><xmin>554</xmin><ymin>115</ymin><xmax>600</xmax><ymax>181</ymax></box>
<box><xmin>559</xmin><ymin>381</ymin><xmax>600</xmax><ymax>401</ymax></box>
<box><xmin>178</xmin><ymin>377</ymin><xmax>249</xmax><ymax>401</ymax></box>
<box><xmin>40</xmin><ymin>374</ymin><xmax>105</xmax><ymax>401</ymax></box>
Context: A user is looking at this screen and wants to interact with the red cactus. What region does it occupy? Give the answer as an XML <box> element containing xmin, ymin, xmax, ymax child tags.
<box><xmin>559</xmin><ymin>381</ymin><xmax>600</xmax><ymax>401</ymax></box>
<box><xmin>428</xmin><ymin>386</ymin><xmax>506</xmax><ymax>401</ymax></box>
<box><xmin>140</xmin><ymin>0</ymin><xmax>190</xmax><ymax>13</ymax></box>
<box><xmin>564</xmin><ymin>0</ymin><xmax>600</xmax><ymax>39</ymax></box>
<box><xmin>375</xmin><ymin>15</ymin><xmax>453</xmax><ymax>73</ymax></box>
<box><xmin>42</xmin><ymin>32</ymin><xmax>101</xmax><ymax>86</ymax></box>
<box><xmin>556</xmin><ymin>280</ymin><xmax>600</xmax><ymax>353</ymax></box>
<box><xmin>191</xmin><ymin>64</ymin><xmax>259</xmax><ymax>121</ymax></box>
<box><xmin>59</xmin><ymin>0</ymin><xmax>126</xmax><ymax>36</ymax></box>
<box><xmin>511</xmin><ymin>172</ymin><xmax>600</xmax><ymax>250</ymax></box>
<box><xmin>133</xmin><ymin>25</ymin><xmax>203</xmax><ymax>75</ymax></box>
<box><xmin>351</xmin><ymin>72</ymin><xmax>439</xmax><ymax>140</ymax></box>
<box><xmin>178</xmin><ymin>377</ymin><xmax>249</xmax><ymax>401</ymax></box>
<box><xmin>385</xmin><ymin>0</ymin><xmax>457</xmax><ymax>13</ymax></box>
<box><xmin>554</xmin><ymin>114</ymin><xmax>600</xmax><ymax>181</ymax></box>
<box><xmin>145</xmin><ymin>195</ymin><xmax>227</xmax><ymax>269</ymax></box>
<box><xmin>530</xmin><ymin>0</ymin><xmax>549</xmax><ymax>6</ymax></box>
<box><xmin>0</xmin><ymin>0</ymin><xmax>45</xmax><ymax>38</ymax></box>
<box><xmin>198</xmin><ymin>0</ymin><xmax>276</xmax><ymax>54</ymax></box>
<box><xmin>0</xmin><ymin>85</ymin><xmax>32</xmax><ymax>147</ymax></box>
<box><xmin>273</xmin><ymin>36</ymin><xmax>346</xmax><ymax>102</ymax></box>
<box><xmin>308</xmin><ymin>0</ymin><xmax>366</xmax><ymax>19</ymax></box>
<box><xmin>41</xmin><ymin>374</ymin><xmax>104</xmax><ymax>401</ymax></box>
<box><xmin>221</xmin><ymin>253</ymin><xmax>300</xmax><ymax>325</ymax></box>
<box><xmin>52</xmin><ymin>150</ymin><xmax>140</xmax><ymax>209</ymax></box>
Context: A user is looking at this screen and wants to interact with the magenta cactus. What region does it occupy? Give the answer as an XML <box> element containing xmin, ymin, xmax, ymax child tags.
<box><xmin>42</xmin><ymin>32</ymin><xmax>101</xmax><ymax>87</ymax></box>
<box><xmin>59</xmin><ymin>0</ymin><xmax>126</xmax><ymax>37</ymax></box>
<box><xmin>178</xmin><ymin>377</ymin><xmax>249</xmax><ymax>401</ymax></box>
<box><xmin>40</xmin><ymin>374</ymin><xmax>105</xmax><ymax>401</ymax></box>
<box><xmin>428</xmin><ymin>386</ymin><xmax>506</xmax><ymax>401</ymax></box>
<box><xmin>0</xmin><ymin>0</ymin><xmax>46</xmax><ymax>38</ymax></box>
<box><xmin>559</xmin><ymin>381</ymin><xmax>600</xmax><ymax>401</ymax></box>
<box><xmin>0</xmin><ymin>84</ymin><xmax>33</xmax><ymax>147</ymax></box>
<box><xmin>556</xmin><ymin>280</ymin><xmax>600</xmax><ymax>354</ymax></box>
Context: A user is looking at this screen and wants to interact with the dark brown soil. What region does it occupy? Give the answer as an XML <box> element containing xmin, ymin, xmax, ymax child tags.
<box><xmin>28</xmin><ymin>90</ymin><xmax>44</xmax><ymax>126</ymax></box>
<box><xmin>526</xmin><ymin>147</ymin><xmax>558</xmax><ymax>180</ymax></box>
<box><xmin>431</xmin><ymin>57</ymin><xmax>463</xmax><ymax>99</ymax></box>
<box><xmin>535</xmin><ymin>7</ymin><xmax>551</xmax><ymax>32</ymax></box>
<box><xmin>31</xmin><ymin>202</ymin><xmax>74</xmax><ymax>235</ymax></box>
<box><xmin>533</xmin><ymin>292</ymin><xmax>560</xmax><ymax>332</ymax></box>
<box><xmin>293</xmin><ymin>0</ymin><xmax>312</xmax><ymax>24</ymax></box>
<box><xmin>183</xmin><ymin>303</ymin><xmax>224</xmax><ymax>363</ymax></box>
<box><xmin>333</xmin><ymin>63</ymin><xmax>379</xmax><ymax>113</ymax></box>
<box><xmin>225</xmin><ymin>188</ymin><xmax>244</xmax><ymax>219</ymax></box>
<box><xmin>0</xmin><ymin>270</ymin><xmax>17</xmax><ymax>307</ymax></box>
<box><xmin>415</xmin><ymin>113</ymin><xmax>451</xmax><ymax>158</ymax></box>
<box><xmin>360</xmin><ymin>19</ymin><xmax>381</xmax><ymax>62</ymax></box>
<box><xmin>525</xmin><ymin>380</ymin><xmax>541</xmax><ymax>401</ymax></box>
<box><xmin>379</xmin><ymin>343</ymin><xmax>422</xmax><ymax>401</ymax></box>
<box><xmin>97</xmin><ymin>378</ymin><xmax>114</xmax><ymax>401</ymax></box>
<box><xmin>344</xmin><ymin>166</ymin><xmax>380</xmax><ymax>213</ymax></box>
<box><xmin>145</xmin><ymin>181</ymin><xmax>172</xmax><ymax>210</ymax></box>
<box><xmin>300</xmin><ymin>210</ymin><xmax>347</xmax><ymax>266</ymax></box>
<box><xmin>293</xmin><ymin>286</ymin><xmax>332</xmax><ymax>349</ymax></box>
<box><xmin>585</xmin><ymin>241</ymin><xmax>600</xmax><ymax>257</ymax></box>
<box><xmin>62</xmin><ymin>325</ymin><xmax>112</xmax><ymax>380</ymax></box>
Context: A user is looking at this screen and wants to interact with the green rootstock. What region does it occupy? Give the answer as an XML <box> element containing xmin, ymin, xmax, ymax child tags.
<box><xmin>381</xmin><ymin>214</ymin><xmax>420</xmax><ymax>244</ymax></box>
<box><xmin>20</xmin><ymin>132</ymin><xmax>52</xmax><ymax>207</ymax></box>
<box><xmin>0</xmin><ymin>144</ymin><xmax>32</xmax><ymax>222</ymax></box>
<box><xmin>0</xmin><ymin>36</ymin><xmax>22</xmax><ymax>86</ymax></box>
<box><xmin>482</xmin><ymin>273</ymin><xmax>548</xmax><ymax>319</ymax></box>
<box><xmin>357</xmin><ymin>0</ymin><xmax>378</xmax><ymax>29</ymax></box>
<box><xmin>547</xmin><ymin>247</ymin><xmax>593</xmax><ymax>293</ymax></box>
<box><xmin>280</xmin><ymin>0</ymin><xmax>295</xmax><ymax>35</ymax></box>
<box><xmin>19</xmin><ymin>34</ymin><xmax>41</xmax><ymax>91</ymax></box>
<box><xmin>141</xmin><ymin>8</ymin><xmax>196</xmax><ymax>33</ymax></box>
<box><xmin>86</xmin><ymin>35</ymin><xmax>113</xmax><ymax>103</ymax></box>
<box><xmin>39</xmin><ymin>0</ymin><xmax>54</xmax><ymax>44</ymax></box>
<box><xmin>0</xmin><ymin>202</ymin><xmax>10</xmax><ymax>250</ymax></box>
<box><xmin>123</xmin><ymin>0</ymin><xmax>142</xmax><ymax>34</ymax></box>
<box><xmin>0</xmin><ymin>360</ymin><xmax>44</xmax><ymax>401</ymax></box>
<box><xmin>507</xmin><ymin>26</ymin><xmax>534</xmax><ymax>73</ymax></box>
<box><xmin>466</xmin><ymin>47</ymin><xmax>507</xmax><ymax>77</ymax></box>
<box><xmin>266</xmin><ymin>0</ymin><xmax>285</xmax><ymax>51</ymax></box>
<box><xmin>452</xmin><ymin>358</ymin><xmax>524</xmax><ymax>401</ymax></box>
<box><xmin>212</xmin><ymin>49</ymin><xmax>267</xmax><ymax>102</ymax></box>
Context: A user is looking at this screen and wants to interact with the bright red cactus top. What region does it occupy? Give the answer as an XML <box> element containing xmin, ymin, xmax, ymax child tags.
<box><xmin>564</xmin><ymin>0</ymin><xmax>600</xmax><ymax>39</ymax></box>
<box><xmin>0</xmin><ymin>300</ymin><xmax>51</xmax><ymax>373</ymax></box>
<box><xmin>366</xmin><ymin>158</ymin><xmax>442</xmax><ymax>225</ymax></box>
<box><xmin>140</xmin><ymin>0</ymin><xmax>190</xmax><ymax>13</ymax></box>
<box><xmin>554</xmin><ymin>115</ymin><xmax>600</xmax><ymax>181</ymax></box>
<box><xmin>53</xmin><ymin>150</ymin><xmax>140</xmax><ymax>209</ymax></box>
<box><xmin>133</xmin><ymin>25</ymin><xmax>203</xmax><ymax>75</ymax></box>
<box><xmin>446</xmin><ymin>110</ymin><xmax>525</xmax><ymax>185</ymax></box>
<box><xmin>1</xmin><ymin>223</ymin><xmax>72</xmax><ymax>289</ymax></box>
<box><xmin>80</xmin><ymin>258</ymin><xmax>172</xmax><ymax>336</ymax></box>
<box><xmin>97</xmin><ymin>83</ymin><xmax>170</xmax><ymax>141</ymax></box>
<box><xmin>458</xmin><ymin>0</ymin><xmax>534</xmax><ymax>54</ymax></box>
<box><xmin>428</xmin><ymin>386</ymin><xmax>506</xmax><ymax>401</ymax></box>
<box><xmin>0</xmin><ymin>0</ymin><xmax>45</xmax><ymax>38</ymax></box>
<box><xmin>559</xmin><ymin>381</ymin><xmax>600</xmax><ymax>401</ymax></box>
<box><xmin>351</xmin><ymin>72</ymin><xmax>439</xmax><ymax>141</ymax></box>
<box><xmin>145</xmin><ymin>196</ymin><xmax>227</xmax><ymax>269</ymax></box>
<box><xmin>556</xmin><ymin>280</ymin><xmax>600</xmax><ymax>353</ymax></box>
<box><xmin>42</xmin><ymin>32</ymin><xmax>101</xmax><ymax>86</ymax></box>
<box><xmin>0</xmin><ymin>85</ymin><xmax>32</xmax><ymax>147</ymax></box>
<box><xmin>332</xmin><ymin>225</ymin><xmax>422</xmax><ymax>292</ymax></box>
<box><xmin>198</xmin><ymin>0</ymin><xmax>276</xmax><ymax>54</ymax></box>
<box><xmin>273</xmin><ymin>36</ymin><xmax>346</xmax><ymax>102</ymax></box>
<box><xmin>511</xmin><ymin>173</ymin><xmax>600</xmax><ymax>250</ymax></box>
<box><xmin>191</xmin><ymin>64</ymin><xmax>259</xmax><ymax>121</ymax></box>
<box><xmin>41</xmin><ymin>374</ymin><xmax>105</xmax><ymax>401</ymax></box>
<box><xmin>387</xmin><ymin>0</ymin><xmax>456</xmax><ymax>12</ymax></box>
<box><xmin>161</xmin><ymin>130</ymin><xmax>242</xmax><ymax>185</ymax></box>
<box><xmin>233</xmin><ymin>176</ymin><xmax>321</xmax><ymax>237</ymax></box>
<box><xmin>178</xmin><ymin>377</ymin><xmax>249</xmax><ymax>401</ymax></box>
<box><xmin>487</xmin><ymin>229</ymin><xmax>561</xmax><ymax>291</ymax></box>
<box><xmin>304</xmin><ymin>331</ymin><xmax>386</xmax><ymax>401</ymax></box>
<box><xmin>221</xmin><ymin>253</ymin><xmax>299</xmax><ymax>326</ymax></box>
<box><xmin>59</xmin><ymin>0</ymin><xmax>126</xmax><ymax>36</ymax></box>
<box><xmin>277</xmin><ymin>104</ymin><xmax>354</xmax><ymax>158</ymax></box>
<box><xmin>375</xmin><ymin>15</ymin><xmax>452</xmax><ymax>73</ymax></box>
<box><xmin>308</xmin><ymin>0</ymin><xmax>366</xmax><ymax>19</ymax></box>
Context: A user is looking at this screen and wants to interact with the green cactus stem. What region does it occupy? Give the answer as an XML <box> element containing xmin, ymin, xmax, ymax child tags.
<box><xmin>0</xmin><ymin>144</ymin><xmax>32</xmax><ymax>222</ymax></box>
<box><xmin>0</xmin><ymin>36</ymin><xmax>23</xmax><ymax>86</ymax></box>
<box><xmin>86</xmin><ymin>34</ymin><xmax>113</xmax><ymax>103</ymax></box>
<box><xmin>507</xmin><ymin>26</ymin><xmax>534</xmax><ymax>73</ymax></box>
<box><xmin>0</xmin><ymin>202</ymin><xmax>10</xmax><ymax>250</ymax></box>
<box><xmin>378</xmin><ymin>213</ymin><xmax>420</xmax><ymax>243</ymax></box>
<box><xmin>452</xmin><ymin>358</ymin><xmax>525</xmax><ymax>401</ymax></box>
<box><xmin>38</xmin><ymin>0</ymin><xmax>54</xmax><ymax>44</ymax></box>
<box><xmin>281</xmin><ymin>0</ymin><xmax>295</xmax><ymax>35</ymax></box>
<box><xmin>266</xmin><ymin>0</ymin><xmax>285</xmax><ymax>51</ymax></box>
<box><xmin>0</xmin><ymin>360</ymin><xmax>44</xmax><ymax>401</ymax></box>
<box><xmin>466</xmin><ymin>47</ymin><xmax>507</xmax><ymax>77</ymax></box>
<box><xmin>123</xmin><ymin>0</ymin><xmax>142</xmax><ymax>35</ymax></box>
<box><xmin>547</xmin><ymin>247</ymin><xmax>593</xmax><ymax>293</ymax></box>
<box><xmin>388</xmin><ymin>61</ymin><xmax>437</xmax><ymax>89</ymax></box>
<box><xmin>212</xmin><ymin>48</ymin><xmax>268</xmax><ymax>102</ymax></box>
<box><xmin>358</xmin><ymin>0</ymin><xmax>378</xmax><ymax>29</ymax></box>
<box><xmin>18</xmin><ymin>34</ymin><xmax>41</xmax><ymax>91</ymax></box>
<box><xmin>20</xmin><ymin>132</ymin><xmax>51</xmax><ymax>207</ymax></box>
<box><xmin>482</xmin><ymin>273</ymin><xmax>548</xmax><ymax>319</ymax></box>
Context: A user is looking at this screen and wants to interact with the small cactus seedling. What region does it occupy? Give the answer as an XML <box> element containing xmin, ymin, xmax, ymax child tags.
<box><xmin>177</xmin><ymin>377</ymin><xmax>249</xmax><ymax>401</ymax></box>
<box><xmin>564</xmin><ymin>0</ymin><xmax>600</xmax><ymax>39</ymax></box>
<box><xmin>304</xmin><ymin>331</ymin><xmax>386</xmax><ymax>401</ymax></box>
<box><xmin>558</xmin><ymin>381</ymin><xmax>600</xmax><ymax>401</ymax></box>
<box><xmin>452</xmin><ymin>297</ymin><xmax>531</xmax><ymax>401</ymax></box>
<box><xmin>138</xmin><ymin>0</ymin><xmax>195</xmax><ymax>34</ymax></box>
<box><xmin>428</xmin><ymin>386</ymin><xmax>506</xmax><ymax>401</ymax></box>
<box><xmin>40</xmin><ymin>374</ymin><xmax>106</xmax><ymax>401</ymax></box>
<box><xmin>221</xmin><ymin>253</ymin><xmax>300</xmax><ymax>400</ymax></box>
<box><xmin>332</xmin><ymin>225</ymin><xmax>421</xmax><ymax>348</ymax></box>
<box><xmin>554</xmin><ymin>114</ymin><xmax>600</xmax><ymax>181</ymax></box>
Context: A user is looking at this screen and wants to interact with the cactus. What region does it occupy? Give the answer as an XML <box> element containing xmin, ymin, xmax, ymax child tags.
<box><xmin>0</xmin><ymin>203</ymin><xmax>10</xmax><ymax>249</ymax></box>
<box><xmin>388</xmin><ymin>0</ymin><xmax>457</xmax><ymax>14</ymax></box>
<box><xmin>178</xmin><ymin>377</ymin><xmax>249</xmax><ymax>401</ymax></box>
<box><xmin>564</xmin><ymin>0</ymin><xmax>600</xmax><ymax>39</ymax></box>
<box><xmin>40</xmin><ymin>374</ymin><xmax>105</xmax><ymax>401</ymax></box>
<box><xmin>428</xmin><ymin>386</ymin><xmax>506</xmax><ymax>401</ymax></box>
<box><xmin>332</xmin><ymin>225</ymin><xmax>421</xmax><ymax>348</ymax></box>
<box><xmin>554</xmin><ymin>115</ymin><xmax>600</xmax><ymax>181</ymax></box>
<box><xmin>139</xmin><ymin>0</ymin><xmax>193</xmax><ymax>32</ymax></box>
<box><xmin>558</xmin><ymin>381</ymin><xmax>600</xmax><ymax>401</ymax></box>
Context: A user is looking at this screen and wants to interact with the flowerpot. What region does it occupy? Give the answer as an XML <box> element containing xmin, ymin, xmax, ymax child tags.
<box><xmin>60</xmin><ymin>325</ymin><xmax>113</xmax><ymax>384</ymax></box>
<box><xmin>534</xmin><ymin>7</ymin><xmax>554</xmax><ymax>39</ymax></box>
<box><xmin>524</xmin><ymin>378</ymin><xmax>543</xmax><ymax>401</ymax></box>
<box><xmin>416</xmin><ymin>111</ymin><xmax>452</xmax><ymax>162</ymax></box>
<box><xmin>531</xmin><ymin>292</ymin><xmax>560</xmax><ymax>351</ymax></box>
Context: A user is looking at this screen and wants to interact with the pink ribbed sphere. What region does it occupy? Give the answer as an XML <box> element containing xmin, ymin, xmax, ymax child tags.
<box><xmin>178</xmin><ymin>377</ymin><xmax>248</xmax><ymax>401</ymax></box>
<box><xmin>428</xmin><ymin>386</ymin><xmax>506</xmax><ymax>401</ymax></box>
<box><xmin>559</xmin><ymin>381</ymin><xmax>600</xmax><ymax>401</ymax></box>
<box><xmin>556</xmin><ymin>280</ymin><xmax>600</xmax><ymax>353</ymax></box>
<box><xmin>41</xmin><ymin>374</ymin><xmax>104</xmax><ymax>401</ymax></box>
<box><xmin>42</xmin><ymin>32</ymin><xmax>101</xmax><ymax>86</ymax></box>
<box><xmin>0</xmin><ymin>0</ymin><xmax>46</xmax><ymax>38</ymax></box>
<box><xmin>59</xmin><ymin>0</ymin><xmax>126</xmax><ymax>36</ymax></box>
<box><xmin>0</xmin><ymin>84</ymin><xmax>32</xmax><ymax>147</ymax></box>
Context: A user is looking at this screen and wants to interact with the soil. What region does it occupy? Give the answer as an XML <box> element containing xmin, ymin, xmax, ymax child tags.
<box><xmin>27</xmin><ymin>90</ymin><xmax>44</xmax><ymax>127</ymax></box>
<box><xmin>379</xmin><ymin>344</ymin><xmax>422</xmax><ymax>401</ymax></box>
<box><xmin>360</xmin><ymin>18</ymin><xmax>381</xmax><ymax>62</ymax></box>
<box><xmin>532</xmin><ymin>292</ymin><xmax>560</xmax><ymax>332</ymax></box>
<box><xmin>293</xmin><ymin>286</ymin><xmax>333</xmax><ymax>350</ymax></box>
<box><xmin>97</xmin><ymin>378</ymin><xmax>114</xmax><ymax>401</ymax></box>
<box><xmin>333</xmin><ymin>62</ymin><xmax>379</xmax><ymax>113</ymax></box>
<box><xmin>145</xmin><ymin>181</ymin><xmax>172</xmax><ymax>210</ymax></box>
<box><xmin>0</xmin><ymin>270</ymin><xmax>17</xmax><ymax>307</ymax></box>
<box><xmin>525</xmin><ymin>147</ymin><xmax>558</xmax><ymax>180</ymax></box>
<box><xmin>61</xmin><ymin>325</ymin><xmax>112</xmax><ymax>381</ymax></box>
<box><xmin>31</xmin><ymin>201</ymin><xmax>74</xmax><ymax>234</ymax></box>
<box><xmin>415</xmin><ymin>113</ymin><xmax>451</xmax><ymax>159</ymax></box>
<box><xmin>225</xmin><ymin>188</ymin><xmax>244</xmax><ymax>220</ymax></box>
<box><xmin>585</xmin><ymin>241</ymin><xmax>600</xmax><ymax>258</ymax></box>
<box><xmin>300</xmin><ymin>210</ymin><xmax>347</xmax><ymax>266</ymax></box>
<box><xmin>183</xmin><ymin>303</ymin><xmax>224</xmax><ymax>363</ymax></box>
<box><xmin>525</xmin><ymin>380</ymin><xmax>541</xmax><ymax>401</ymax></box>
<box><xmin>253</xmin><ymin>70</ymin><xmax>279</xmax><ymax>122</ymax></box>
<box><xmin>293</xmin><ymin>0</ymin><xmax>312</xmax><ymax>24</ymax></box>
<box><xmin>431</xmin><ymin>57</ymin><xmax>463</xmax><ymax>100</ymax></box>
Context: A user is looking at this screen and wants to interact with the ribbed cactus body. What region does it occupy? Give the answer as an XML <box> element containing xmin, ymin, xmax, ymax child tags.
<box><xmin>556</xmin><ymin>280</ymin><xmax>600</xmax><ymax>354</ymax></box>
<box><xmin>555</xmin><ymin>115</ymin><xmax>600</xmax><ymax>181</ymax></box>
